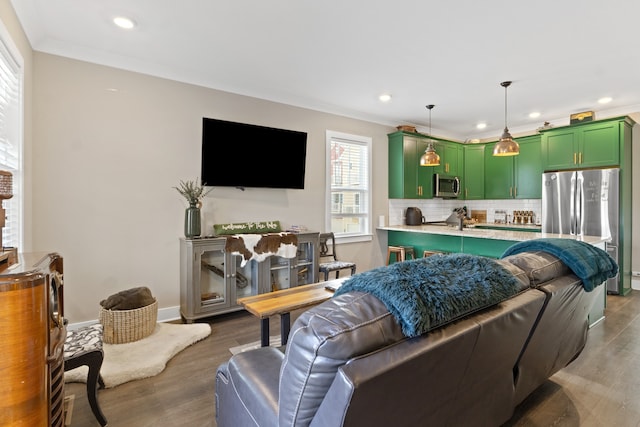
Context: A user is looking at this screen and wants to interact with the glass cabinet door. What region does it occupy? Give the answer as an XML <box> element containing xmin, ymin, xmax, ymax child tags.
<box><xmin>198</xmin><ymin>247</ymin><xmax>229</xmax><ymax>312</ymax></box>
<box><xmin>295</xmin><ymin>241</ymin><xmax>315</xmax><ymax>286</ymax></box>
<box><xmin>268</xmin><ymin>237</ymin><xmax>317</xmax><ymax>290</ymax></box>
<box><xmin>232</xmin><ymin>255</ymin><xmax>259</xmax><ymax>300</ymax></box>
<box><xmin>269</xmin><ymin>256</ymin><xmax>292</xmax><ymax>291</ymax></box>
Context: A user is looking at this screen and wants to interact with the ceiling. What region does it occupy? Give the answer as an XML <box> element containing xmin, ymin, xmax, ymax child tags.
<box><xmin>10</xmin><ymin>0</ymin><xmax>640</xmax><ymax>141</ymax></box>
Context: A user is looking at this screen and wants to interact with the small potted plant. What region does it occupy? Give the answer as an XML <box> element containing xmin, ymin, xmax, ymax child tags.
<box><xmin>174</xmin><ymin>178</ymin><xmax>211</xmax><ymax>238</ymax></box>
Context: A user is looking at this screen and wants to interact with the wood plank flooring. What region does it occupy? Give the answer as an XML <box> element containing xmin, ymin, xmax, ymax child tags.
<box><xmin>66</xmin><ymin>291</ymin><xmax>640</xmax><ymax>427</ymax></box>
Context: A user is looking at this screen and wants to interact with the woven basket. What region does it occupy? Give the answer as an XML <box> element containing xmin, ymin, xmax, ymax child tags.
<box><xmin>99</xmin><ymin>299</ymin><xmax>158</xmax><ymax>344</ymax></box>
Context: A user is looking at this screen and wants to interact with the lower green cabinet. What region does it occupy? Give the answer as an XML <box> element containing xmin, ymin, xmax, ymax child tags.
<box><xmin>388</xmin><ymin>231</ymin><xmax>517</xmax><ymax>260</ymax></box>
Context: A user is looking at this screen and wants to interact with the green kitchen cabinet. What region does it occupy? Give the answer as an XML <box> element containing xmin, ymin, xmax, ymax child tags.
<box><xmin>388</xmin><ymin>131</ymin><xmax>434</xmax><ymax>199</ymax></box>
<box><xmin>462</xmin><ymin>144</ymin><xmax>485</xmax><ymax>199</ymax></box>
<box><xmin>484</xmin><ymin>135</ymin><xmax>541</xmax><ymax>199</ymax></box>
<box><xmin>388</xmin><ymin>231</ymin><xmax>462</xmax><ymax>256</ymax></box>
<box><xmin>433</xmin><ymin>141</ymin><xmax>463</xmax><ymax>177</ymax></box>
<box><xmin>540</xmin><ymin>117</ymin><xmax>631</xmax><ymax>171</ymax></box>
<box><xmin>387</xmin><ymin>230</ymin><xmax>516</xmax><ymax>259</ymax></box>
<box><xmin>514</xmin><ymin>135</ymin><xmax>542</xmax><ymax>199</ymax></box>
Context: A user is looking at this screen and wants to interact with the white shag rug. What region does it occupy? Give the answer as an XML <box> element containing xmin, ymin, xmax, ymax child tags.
<box><xmin>65</xmin><ymin>322</ymin><xmax>211</xmax><ymax>388</ymax></box>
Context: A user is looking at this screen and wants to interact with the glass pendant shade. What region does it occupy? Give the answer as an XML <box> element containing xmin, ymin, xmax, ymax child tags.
<box><xmin>493</xmin><ymin>81</ymin><xmax>519</xmax><ymax>156</ymax></box>
<box><xmin>492</xmin><ymin>128</ymin><xmax>519</xmax><ymax>156</ymax></box>
<box><xmin>420</xmin><ymin>142</ymin><xmax>440</xmax><ymax>166</ymax></box>
<box><xmin>419</xmin><ymin>104</ymin><xmax>440</xmax><ymax>166</ymax></box>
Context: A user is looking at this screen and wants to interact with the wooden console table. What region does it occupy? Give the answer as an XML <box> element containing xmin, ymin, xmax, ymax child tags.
<box><xmin>237</xmin><ymin>277</ymin><xmax>346</xmax><ymax>347</ymax></box>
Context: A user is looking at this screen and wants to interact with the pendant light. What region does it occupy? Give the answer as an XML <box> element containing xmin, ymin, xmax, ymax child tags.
<box><xmin>419</xmin><ymin>104</ymin><xmax>441</xmax><ymax>166</ymax></box>
<box><xmin>492</xmin><ymin>81</ymin><xmax>520</xmax><ymax>156</ymax></box>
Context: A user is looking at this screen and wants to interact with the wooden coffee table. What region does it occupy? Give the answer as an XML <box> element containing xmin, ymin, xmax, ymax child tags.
<box><xmin>237</xmin><ymin>278</ymin><xmax>347</xmax><ymax>347</ymax></box>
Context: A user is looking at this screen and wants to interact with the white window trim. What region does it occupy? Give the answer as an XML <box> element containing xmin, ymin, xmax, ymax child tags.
<box><xmin>0</xmin><ymin>20</ymin><xmax>24</xmax><ymax>250</ymax></box>
<box><xmin>325</xmin><ymin>130</ymin><xmax>372</xmax><ymax>244</ymax></box>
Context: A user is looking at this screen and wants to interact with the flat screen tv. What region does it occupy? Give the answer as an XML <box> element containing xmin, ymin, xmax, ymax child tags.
<box><xmin>201</xmin><ymin>117</ymin><xmax>308</xmax><ymax>189</ymax></box>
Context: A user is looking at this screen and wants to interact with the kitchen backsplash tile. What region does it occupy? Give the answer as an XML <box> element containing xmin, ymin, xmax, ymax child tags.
<box><xmin>388</xmin><ymin>199</ymin><xmax>542</xmax><ymax>226</ymax></box>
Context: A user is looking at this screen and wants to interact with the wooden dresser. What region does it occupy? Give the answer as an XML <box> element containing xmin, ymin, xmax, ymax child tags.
<box><xmin>0</xmin><ymin>252</ymin><xmax>66</xmax><ymax>427</ymax></box>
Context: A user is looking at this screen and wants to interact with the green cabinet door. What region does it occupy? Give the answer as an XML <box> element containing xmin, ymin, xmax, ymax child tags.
<box><xmin>485</xmin><ymin>135</ymin><xmax>541</xmax><ymax>199</ymax></box>
<box><xmin>541</xmin><ymin>129</ymin><xmax>577</xmax><ymax>170</ymax></box>
<box><xmin>463</xmin><ymin>144</ymin><xmax>485</xmax><ymax>199</ymax></box>
<box><xmin>580</xmin><ymin>121</ymin><xmax>619</xmax><ymax>167</ymax></box>
<box><xmin>514</xmin><ymin>135</ymin><xmax>542</xmax><ymax>199</ymax></box>
<box><xmin>433</xmin><ymin>141</ymin><xmax>462</xmax><ymax>177</ymax></box>
<box><xmin>388</xmin><ymin>131</ymin><xmax>434</xmax><ymax>199</ymax></box>
<box><xmin>484</xmin><ymin>141</ymin><xmax>514</xmax><ymax>199</ymax></box>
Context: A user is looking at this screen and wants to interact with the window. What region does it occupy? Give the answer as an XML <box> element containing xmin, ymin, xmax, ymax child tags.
<box><xmin>0</xmin><ymin>23</ymin><xmax>24</xmax><ymax>249</ymax></box>
<box><xmin>325</xmin><ymin>130</ymin><xmax>371</xmax><ymax>242</ymax></box>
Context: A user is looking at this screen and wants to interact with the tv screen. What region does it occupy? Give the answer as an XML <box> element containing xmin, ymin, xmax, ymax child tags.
<box><xmin>201</xmin><ymin>117</ymin><xmax>308</xmax><ymax>189</ymax></box>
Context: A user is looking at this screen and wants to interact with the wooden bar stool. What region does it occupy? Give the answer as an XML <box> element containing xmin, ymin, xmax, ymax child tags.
<box><xmin>387</xmin><ymin>245</ymin><xmax>415</xmax><ymax>264</ymax></box>
<box><xmin>423</xmin><ymin>250</ymin><xmax>444</xmax><ymax>258</ymax></box>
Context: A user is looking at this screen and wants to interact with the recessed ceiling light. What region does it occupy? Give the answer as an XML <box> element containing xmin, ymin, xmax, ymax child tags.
<box><xmin>529</xmin><ymin>112</ymin><xmax>541</xmax><ymax>118</ymax></box>
<box><xmin>598</xmin><ymin>97</ymin><xmax>613</xmax><ymax>104</ymax></box>
<box><xmin>378</xmin><ymin>94</ymin><xmax>392</xmax><ymax>102</ymax></box>
<box><xmin>113</xmin><ymin>16</ymin><xmax>136</xmax><ymax>30</ymax></box>
<box><xmin>476</xmin><ymin>122</ymin><xmax>487</xmax><ymax>129</ymax></box>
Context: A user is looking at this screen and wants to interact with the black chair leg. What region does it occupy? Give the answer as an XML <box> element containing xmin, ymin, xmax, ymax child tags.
<box><xmin>335</xmin><ymin>271</ymin><xmax>340</xmax><ymax>279</ymax></box>
<box><xmin>85</xmin><ymin>352</ymin><xmax>108</xmax><ymax>426</ymax></box>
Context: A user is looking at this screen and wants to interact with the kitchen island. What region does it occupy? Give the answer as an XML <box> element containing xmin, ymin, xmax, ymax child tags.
<box><xmin>378</xmin><ymin>223</ymin><xmax>609</xmax><ymax>326</ymax></box>
<box><xmin>379</xmin><ymin>224</ymin><xmax>608</xmax><ymax>259</ymax></box>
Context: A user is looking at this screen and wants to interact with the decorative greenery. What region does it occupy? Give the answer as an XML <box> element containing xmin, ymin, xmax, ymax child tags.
<box><xmin>174</xmin><ymin>178</ymin><xmax>211</xmax><ymax>205</ymax></box>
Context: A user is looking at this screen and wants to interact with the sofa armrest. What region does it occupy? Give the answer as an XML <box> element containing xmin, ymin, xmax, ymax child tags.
<box><xmin>215</xmin><ymin>347</ymin><xmax>283</xmax><ymax>427</ymax></box>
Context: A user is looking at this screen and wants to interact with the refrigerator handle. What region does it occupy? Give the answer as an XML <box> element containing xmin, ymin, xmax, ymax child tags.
<box><xmin>573</xmin><ymin>172</ymin><xmax>582</xmax><ymax>235</ymax></box>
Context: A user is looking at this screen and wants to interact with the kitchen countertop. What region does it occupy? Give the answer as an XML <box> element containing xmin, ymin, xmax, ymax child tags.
<box><xmin>474</xmin><ymin>222</ymin><xmax>542</xmax><ymax>231</ymax></box>
<box><xmin>378</xmin><ymin>224</ymin><xmax>609</xmax><ymax>245</ymax></box>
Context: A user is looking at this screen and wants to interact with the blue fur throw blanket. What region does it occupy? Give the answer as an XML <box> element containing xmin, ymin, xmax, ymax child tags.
<box><xmin>333</xmin><ymin>253</ymin><xmax>523</xmax><ymax>337</ymax></box>
<box><xmin>501</xmin><ymin>238</ymin><xmax>618</xmax><ymax>292</ymax></box>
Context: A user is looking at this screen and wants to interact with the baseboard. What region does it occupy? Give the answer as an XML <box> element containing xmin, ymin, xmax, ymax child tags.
<box><xmin>66</xmin><ymin>305</ymin><xmax>182</xmax><ymax>330</ymax></box>
<box><xmin>632</xmin><ymin>276</ymin><xmax>640</xmax><ymax>291</ymax></box>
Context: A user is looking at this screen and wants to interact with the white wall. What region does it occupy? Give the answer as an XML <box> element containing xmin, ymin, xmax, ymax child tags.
<box><xmin>31</xmin><ymin>53</ymin><xmax>391</xmax><ymax>322</ymax></box>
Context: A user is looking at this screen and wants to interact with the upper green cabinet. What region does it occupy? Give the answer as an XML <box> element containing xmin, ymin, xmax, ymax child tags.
<box><xmin>514</xmin><ymin>135</ymin><xmax>543</xmax><ymax>199</ymax></box>
<box><xmin>484</xmin><ymin>135</ymin><xmax>542</xmax><ymax>199</ymax></box>
<box><xmin>463</xmin><ymin>144</ymin><xmax>485</xmax><ymax>199</ymax></box>
<box><xmin>540</xmin><ymin>117</ymin><xmax>632</xmax><ymax>171</ymax></box>
<box><xmin>388</xmin><ymin>131</ymin><xmax>434</xmax><ymax>199</ymax></box>
<box><xmin>433</xmin><ymin>141</ymin><xmax>463</xmax><ymax>177</ymax></box>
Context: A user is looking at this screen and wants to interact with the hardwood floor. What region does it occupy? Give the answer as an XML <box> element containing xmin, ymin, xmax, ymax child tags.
<box><xmin>66</xmin><ymin>291</ymin><xmax>640</xmax><ymax>427</ymax></box>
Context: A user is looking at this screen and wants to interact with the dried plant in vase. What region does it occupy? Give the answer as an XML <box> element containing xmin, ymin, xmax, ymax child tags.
<box><xmin>174</xmin><ymin>178</ymin><xmax>211</xmax><ymax>238</ymax></box>
<box><xmin>174</xmin><ymin>179</ymin><xmax>211</xmax><ymax>207</ymax></box>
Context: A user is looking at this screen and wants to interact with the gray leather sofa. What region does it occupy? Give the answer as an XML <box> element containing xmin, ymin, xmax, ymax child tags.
<box><xmin>215</xmin><ymin>250</ymin><xmax>600</xmax><ymax>427</ymax></box>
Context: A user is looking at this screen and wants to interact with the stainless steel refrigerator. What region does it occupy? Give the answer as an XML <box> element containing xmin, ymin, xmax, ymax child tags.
<box><xmin>541</xmin><ymin>168</ymin><xmax>620</xmax><ymax>293</ymax></box>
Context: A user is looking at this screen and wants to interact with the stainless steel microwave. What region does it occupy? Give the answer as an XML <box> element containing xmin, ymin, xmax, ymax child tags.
<box><xmin>434</xmin><ymin>174</ymin><xmax>460</xmax><ymax>198</ymax></box>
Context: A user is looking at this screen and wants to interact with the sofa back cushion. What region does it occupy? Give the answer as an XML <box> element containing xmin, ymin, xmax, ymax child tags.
<box><xmin>278</xmin><ymin>292</ymin><xmax>404</xmax><ymax>427</ymax></box>
<box><xmin>503</xmin><ymin>250</ymin><xmax>570</xmax><ymax>286</ymax></box>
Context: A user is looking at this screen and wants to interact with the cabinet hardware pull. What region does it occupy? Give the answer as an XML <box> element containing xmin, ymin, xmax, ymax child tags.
<box><xmin>579</xmin><ymin>152</ymin><xmax>583</xmax><ymax>164</ymax></box>
<box><xmin>514</xmin><ymin>187</ymin><xmax>517</xmax><ymax>197</ymax></box>
<box><xmin>574</xmin><ymin>152</ymin><xmax>577</xmax><ymax>164</ymax></box>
